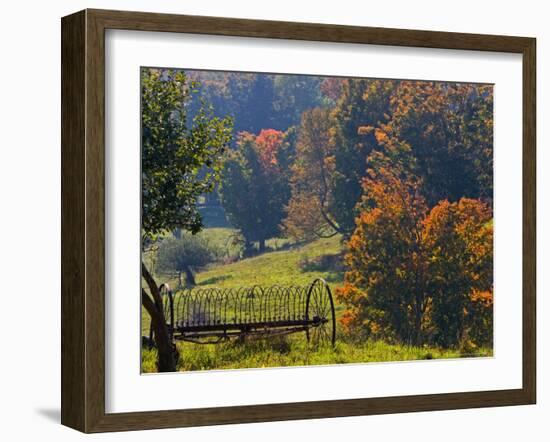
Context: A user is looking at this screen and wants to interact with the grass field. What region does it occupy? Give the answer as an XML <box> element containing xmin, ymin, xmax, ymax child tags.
<box><xmin>142</xmin><ymin>229</ymin><xmax>493</xmax><ymax>373</ymax></box>
<box><xmin>198</xmin><ymin>231</ymin><xmax>343</xmax><ymax>288</ymax></box>
<box><xmin>149</xmin><ymin>227</ymin><xmax>342</xmax><ymax>289</ymax></box>
<box><xmin>142</xmin><ymin>334</ymin><xmax>492</xmax><ymax>373</ymax></box>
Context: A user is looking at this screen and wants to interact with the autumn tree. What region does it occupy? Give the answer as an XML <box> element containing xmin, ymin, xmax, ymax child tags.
<box><xmin>328</xmin><ymin>79</ymin><xmax>396</xmax><ymax>235</ymax></box>
<box><xmin>276</xmin><ymin>125</ymin><xmax>298</xmax><ymax>177</ymax></box>
<box><xmin>374</xmin><ymin>81</ymin><xmax>494</xmax><ymax>206</ymax></box>
<box><xmin>336</xmin><ymin>164</ymin><xmax>493</xmax><ymax>348</ymax></box>
<box><xmin>422</xmin><ymin>199</ymin><xmax>493</xmax><ymax>348</ymax></box>
<box><xmin>141</xmin><ymin>68</ymin><xmax>232</xmax><ymax>371</ymax></box>
<box><xmin>283</xmin><ymin>108</ymin><xmax>338</xmax><ymax>240</ymax></box>
<box><xmin>336</xmin><ymin>165</ymin><xmax>429</xmax><ymax>344</ymax></box>
<box><xmin>219</xmin><ymin>129</ymin><xmax>290</xmax><ymax>253</ymax></box>
<box><xmin>324</xmin><ymin>80</ymin><xmax>493</xmax><ymax>240</ymax></box>
<box><xmin>320</xmin><ymin>77</ymin><xmax>345</xmax><ymax>102</ymax></box>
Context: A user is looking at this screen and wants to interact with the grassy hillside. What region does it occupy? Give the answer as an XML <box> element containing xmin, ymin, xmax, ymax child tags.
<box><xmin>142</xmin><ymin>230</ymin><xmax>493</xmax><ymax>373</ymax></box>
<box><xmin>199</xmin><ymin>233</ymin><xmax>343</xmax><ymax>288</ymax></box>
<box><xmin>150</xmin><ymin>229</ymin><xmax>344</xmax><ymax>289</ymax></box>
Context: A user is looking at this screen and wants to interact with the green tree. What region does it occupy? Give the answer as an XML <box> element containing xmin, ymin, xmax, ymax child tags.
<box><xmin>219</xmin><ymin>130</ymin><xmax>290</xmax><ymax>253</ymax></box>
<box><xmin>224</xmin><ymin>73</ymin><xmax>276</xmax><ymax>133</ymax></box>
<box><xmin>272</xmin><ymin>75</ymin><xmax>326</xmax><ymax>128</ymax></box>
<box><xmin>141</xmin><ymin>68</ymin><xmax>232</xmax><ymax>371</ymax></box>
<box><xmin>328</xmin><ymin>79</ymin><xmax>396</xmax><ymax>235</ymax></box>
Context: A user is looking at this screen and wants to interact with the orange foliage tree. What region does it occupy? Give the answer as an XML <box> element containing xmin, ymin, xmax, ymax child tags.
<box><xmin>282</xmin><ymin>108</ymin><xmax>338</xmax><ymax>240</ymax></box>
<box><xmin>336</xmin><ymin>165</ymin><xmax>493</xmax><ymax>348</ymax></box>
<box><xmin>255</xmin><ymin>128</ymin><xmax>286</xmax><ymax>170</ymax></box>
<box><xmin>423</xmin><ymin>199</ymin><xmax>493</xmax><ymax>348</ymax></box>
<box><xmin>374</xmin><ymin>81</ymin><xmax>494</xmax><ymax>206</ymax></box>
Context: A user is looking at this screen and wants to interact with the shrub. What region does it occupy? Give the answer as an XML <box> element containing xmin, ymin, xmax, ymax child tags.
<box><xmin>156</xmin><ymin>235</ymin><xmax>216</xmax><ymax>287</ymax></box>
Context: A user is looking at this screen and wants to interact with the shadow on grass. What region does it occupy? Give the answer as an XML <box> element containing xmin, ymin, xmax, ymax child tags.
<box><xmin>299</xmin><ymin>253</ymin><xmax>344</xmax><ymax>272</ymax></box>
<box><xmin>323</xmin><ymin>272</ymin><xmax>345</xmax><ymax>283</ymax></box>
<box><xmin>199</xmin><ymin>274</ymin><xmax>233</xmax><ymax>286</ymax></box>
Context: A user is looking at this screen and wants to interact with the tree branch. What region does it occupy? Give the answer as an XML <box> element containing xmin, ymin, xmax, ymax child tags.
<box><xmin>313</xmin><ymin>225</ymin><xmax>340</xmax><ymax>239</ymax></box>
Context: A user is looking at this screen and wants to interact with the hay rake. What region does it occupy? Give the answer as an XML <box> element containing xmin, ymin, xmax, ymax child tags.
<box><xmin>155</xmin><ymin>279</ymin><xmax>336</xmax><ymax>348</ymax></box>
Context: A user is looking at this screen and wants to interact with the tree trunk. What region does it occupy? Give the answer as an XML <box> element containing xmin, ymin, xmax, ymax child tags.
<box><xmin>141</xmin><ymin>262</ymin><xmax>179</xmax><ymax>372</ymax></box>
<box><xmin>412</xmin><ymin>296</ymin><xmax>424</xmax><ymax>346</ymax></box>
<box><xmin>244</xmin><ymin>239</ymin><xmax>253</xmax><ymax>256</ymax></box>
<box><xmin>184</xmin><ymin>265</ymin><xmax>196</xmax><ymax>286</ymax></box>
<box><xmin>258</xmin><ymin>237</ymin><xmax>266</xmax><ymax>253</ymax></box>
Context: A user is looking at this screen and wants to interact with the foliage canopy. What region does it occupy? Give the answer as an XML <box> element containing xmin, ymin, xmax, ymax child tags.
<box><xmin>141</xmin><ymin>68</ymin><xmax>233</xmax><ymax>240</ymax></box>
<box><xmin>218</xmin><ymin>129</ymin><xmax>292</xmax><ymax>252</ymax></box>
<box><xmin>336</xmin><ymin>165</ymin><xmax>493</xmax><ymax>348</ymax></box>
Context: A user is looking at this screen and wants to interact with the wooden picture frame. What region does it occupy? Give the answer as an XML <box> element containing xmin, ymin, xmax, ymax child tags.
<box><xmin>61</xmin><ymin>8</ymin><xmax>536</xmax><ymax>433</ymax></box>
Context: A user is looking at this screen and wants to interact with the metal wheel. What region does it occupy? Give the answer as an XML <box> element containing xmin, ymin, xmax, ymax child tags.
<box><xmin>305</xmin><ymin>279</ymin><xmax>336</xmax><ymax>348</ymax></box>
<box><xmin>159</xmin><ymin>283</ymin><xmax>174</xmax><ymax>341</ymax></box>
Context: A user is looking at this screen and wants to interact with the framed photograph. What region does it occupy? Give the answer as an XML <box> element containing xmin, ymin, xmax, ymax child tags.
<box><xmin>61</xmin><ymin>9</ymin><xmax>536</xmax><ymax>433</ymax></box>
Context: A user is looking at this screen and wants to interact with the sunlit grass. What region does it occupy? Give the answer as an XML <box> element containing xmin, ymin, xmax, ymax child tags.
<box><xmin>196</xmin><ymin>233</ymin><xmax>343</xmax><ymax>289</ymax></box>
<box><xmin>141</xmin><ymin>231</ymin><xmax>493</xmax><ymax>373</ymax></box>
<box><xmin>141</xmin><ymin>333</ymin><xmax>493</xmax><ymax>373</ymax></box>
<box><xmin>141</xmin><ymin>346</ymin><xmax>159</xmax><ymax>373</ymax></box>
